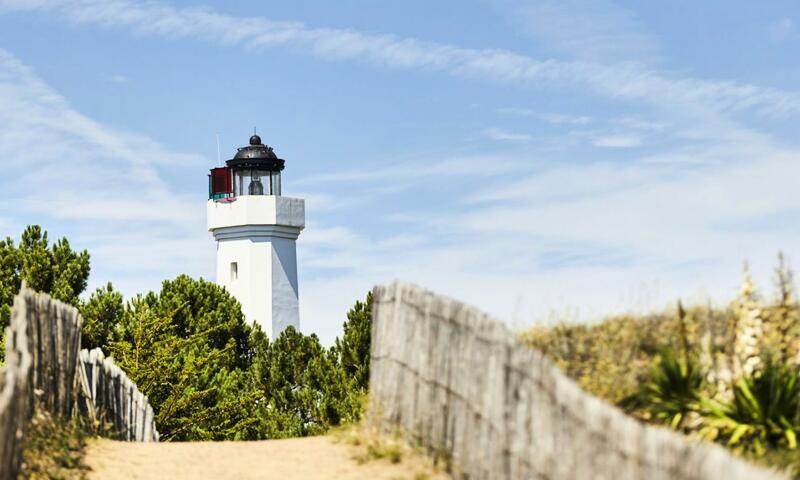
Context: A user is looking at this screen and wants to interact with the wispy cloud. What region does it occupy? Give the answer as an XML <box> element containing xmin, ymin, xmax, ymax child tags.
<box><xmin>1</xmin><ymin>0</ymin><xmax>799</xmax><ymax>118</ymax></box>
<box><xmin>303</xmin><ymin>146</ymin><xmax>800</xmax><ymax>333</ymax></box>
<box><xmin>495</xmin><ymin>0</ymin><xmax>660</xmax><ymax>63</ymax></box>
<box><xmin>0</xmin><ymin>48</ymin><xmax>213</xmax><ymax>295</ymax></box>
<box><xmin>484</xmin><ymin>127</ymin><xmax>531</xmax><ymax>142</ymax></box>
<box><xmin>295</xmin><ymin>154</ymin><xmax>523</xmax><ymax>186</ymax></box>
<box><xmin>592</xmin><ymin>134</ymin><xmax>642</xmax><ymax>148</ymax></box>
<box><xmin>460</xmin><ymin>152</ymin><xmax>800</xmax><ymax>262</ymax></box>
<box><xmin>497</xmin><ymin>107</ymin><xmax>592</xmax><ymax>125</ymax></box>
<box><xmin>612</xmin><ymin>117</ymin><xmax>666</xmax><ymax>132</ymax></box>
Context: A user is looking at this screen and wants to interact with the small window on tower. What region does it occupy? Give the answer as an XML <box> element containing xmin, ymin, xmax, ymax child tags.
<box><xmin>230</xmin><ymin>262</ymin><xmax>238</xmax><ymax>281</ymax></box>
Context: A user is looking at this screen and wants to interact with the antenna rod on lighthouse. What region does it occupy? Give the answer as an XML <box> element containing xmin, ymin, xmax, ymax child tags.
<box><xmin>216</xmin><ymin>134</ymin><xmax>221</xmax><ymax>167</ymax></box>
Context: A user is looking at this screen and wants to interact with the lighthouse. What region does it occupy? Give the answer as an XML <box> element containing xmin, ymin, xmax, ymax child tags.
<box><xmin>207</xmin><ymin>134</ymin><xmax>304</xmax><ymax>339</ymax></box>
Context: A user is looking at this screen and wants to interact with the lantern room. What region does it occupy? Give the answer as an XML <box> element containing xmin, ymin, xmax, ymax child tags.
<box><xmin>208</xmin><ymin>134</ymin><xmax>285</xmax><ymax>200</ymax></box>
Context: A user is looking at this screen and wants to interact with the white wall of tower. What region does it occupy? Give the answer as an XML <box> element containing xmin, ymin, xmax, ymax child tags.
<box><xmin>270</xmin><ymin>237</ymin><xmax>299</xmax><ymax>337</ymax></box>
<box><xmin>208</xmin><ymin>196</ymin><xmax>304</xmax><ymax>339</ymax></box>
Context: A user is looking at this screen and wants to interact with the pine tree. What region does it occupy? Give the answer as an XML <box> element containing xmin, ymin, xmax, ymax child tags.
<box><xmin>80</xmin><ymin>282</ymin><xmax>124</xmax><ymax>351</ymax></box>
<box><xmin>260</xmin><ymin>327</ymin><xmax>330</xmax><ymax>437</ymax></box>
<box><xmin>109</xmin><ymin>276</ymin><xmax>257</xmax><ymax>441</ymax></box>
<box><xmin>334</xmin><ymin>291</ymin><xmax>373</xmax><ymax>391</ymax></box>
<box><xmin>0</xmin><ymin>237</ymin><xmax>22</xmax><ymax>331</ymax></box>
<box><xmin>0</xmin><ymin>226</ymin><xmax>90</xmax><ymax>363</ymax></box>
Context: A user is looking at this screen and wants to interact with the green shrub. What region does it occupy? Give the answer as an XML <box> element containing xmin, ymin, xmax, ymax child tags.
<box><xmin>703</xmin><ymin>361</ymin><xmax>800</xmax><ymax>455</ymax></box>
<box><xmin>622</xmin><ymin>349</ymin><xmax>703</xmax><ymax>431</ymax></box>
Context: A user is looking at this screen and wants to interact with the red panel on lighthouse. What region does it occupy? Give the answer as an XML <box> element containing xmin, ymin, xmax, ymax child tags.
<box><xmin>210</xmin><ymin>167</ymin><xmax>233</xmax><ymax>196</ymax></box>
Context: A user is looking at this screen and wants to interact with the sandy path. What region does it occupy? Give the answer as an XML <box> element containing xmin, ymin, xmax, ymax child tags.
<box><xmin>85</xmin><ymin>436</ymin><xmax>445</xmax><ymax>480</ymax></box>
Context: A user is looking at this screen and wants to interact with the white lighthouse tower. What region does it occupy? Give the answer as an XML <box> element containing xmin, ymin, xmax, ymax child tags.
<box><xmin>207</xmin><ymin>133</ymin><xmax>304</xmax><ymax>339</ymax></box>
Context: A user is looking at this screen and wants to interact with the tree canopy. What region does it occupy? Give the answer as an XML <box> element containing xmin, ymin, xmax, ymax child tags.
<box><xmin>334</xmin><ymin>292</ymin><xmax>373</xmax><ymax>391</ymax></box>
<box><xmin>81</xmin><ymin>283</ymin><xmax>124</xmax><ymax>351</ymax></box>
<box><xmin>108</xmin><ymin>277</ymin><xmax>257</xmax><ymax>440</ymax></box>
<box><xmin>0</xmin><ymin>226</ymin><xmax>90</xmax><ymax>362</ymax></box>
<box><xmin>0</xmin><ymin>225</ymin><xmax>90</xmax><ymax>326</ymax></box>
<box><xmin>105</xmin><ymin>278</ymin><xmax>373</xmax><ymax>441</ymax></box>
<box><xmin>0</xmin><ymin>225</ymin><xmax>374</xmax><ymax>441</ymax></box>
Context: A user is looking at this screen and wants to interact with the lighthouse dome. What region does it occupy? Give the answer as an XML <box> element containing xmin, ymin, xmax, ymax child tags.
<box><xmin>227</xmin><ymin>134</ymin><xmax>285</xmax><ymax>171</ymax></box>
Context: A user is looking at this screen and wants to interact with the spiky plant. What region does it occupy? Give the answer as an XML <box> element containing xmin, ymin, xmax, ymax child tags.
<box><xmin>621</xmin><ymin>348</ymin><xmax>704</xmax><ymax>431</ymax></box>
<box><xmin>733</xmin><ymin>264</ymin><xmax>765</xmax><ymax>380</ymax></box>
<box><xmin>702</xmin><ymin>360</ymin><xmax>800</xmax><ymax>456</ymax></box>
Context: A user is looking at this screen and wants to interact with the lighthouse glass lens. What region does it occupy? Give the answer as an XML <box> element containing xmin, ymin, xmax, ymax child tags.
<box><xmin>248</xmin><ymin>179</ymin><xmax>264</xmax><ymax>195</ymax></box>
<box><xmin>242</xmin><ymin>170</ymin><xmax>268</xmax><ymax>196</ymax></box>
<box><xmin>231</xmin><ymin>169</ymin><xmax>277</xmax><ymax>196</ymax></box>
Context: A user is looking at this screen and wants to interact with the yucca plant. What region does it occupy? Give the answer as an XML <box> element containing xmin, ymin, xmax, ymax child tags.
<box><xmin>620</xmin><ymin>348</ymin><xmax>704</xmax><ymax>430</ymax></box>
<box><xmin>702</xmin><ymin>360</ymin><xmax>800</xmax><ymax>455</ymax></box>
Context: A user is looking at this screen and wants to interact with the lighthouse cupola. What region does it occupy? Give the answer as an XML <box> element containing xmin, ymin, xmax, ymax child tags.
<box><xmin>209</xmin><ymin>133</ymin><xmax>285</xmax><ymax>200</ymax></box>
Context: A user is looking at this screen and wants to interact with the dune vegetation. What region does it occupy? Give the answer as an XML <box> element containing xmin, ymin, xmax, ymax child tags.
<box><xmin>521</xmin><ymin>254</ymin><xmax>800</xmax><ymax>473</ymax></box>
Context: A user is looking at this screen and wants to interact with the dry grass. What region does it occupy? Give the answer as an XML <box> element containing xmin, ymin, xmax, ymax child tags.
<box><xmin>331</xmin><ymin>423</ymin><xmax>448</xmax><ymax>479</ymax></box>
<box><xmin>520</xmin><ymin>304</ymin><xmax>732</xmax><ymax>403</ymax></box>
<box><xmin>20</xmin><ymin>410</ymin><xmax>91</xmax><ymax>479</ymax></box>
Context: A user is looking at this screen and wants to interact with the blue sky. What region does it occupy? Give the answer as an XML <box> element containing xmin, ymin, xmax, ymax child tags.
<box><xmin>0</xmin><ymin>0</ymin><xmax>798</xmax><ymax>344</ymax></box>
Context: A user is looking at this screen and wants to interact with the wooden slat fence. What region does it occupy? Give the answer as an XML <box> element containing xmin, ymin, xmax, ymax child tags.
<box><xmin>368</xmin><ymin>281</ymin><xmax>786</xmax><ymax>480</ymax></box>
<box><xmin>0</xmin><ymin>292</ymin><xmax>34</xmax><ymax>479</ymax></box>
<box><xmin>78</xmin><ymin>348</ymin><xmax>159</xmax><ymax>442</ymax></box>
<box><xmin>22</xmin><ymin>287</ymin><xmax>83</xmax><ymax>417</ymax></box>
<box><xmin>0</xmin><ymin>287</ymin><xmax>158</xmax><ymax>479</ymax></box>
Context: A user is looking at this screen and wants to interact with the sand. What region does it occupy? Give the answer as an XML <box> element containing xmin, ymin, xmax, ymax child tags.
<box><xmin>84</xmin><ymin>435</ymin><xmax>447</xmax><ymax>480</ymax></box>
